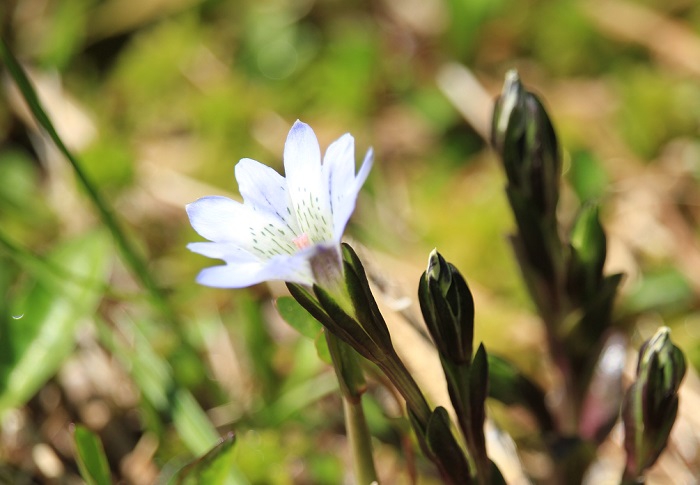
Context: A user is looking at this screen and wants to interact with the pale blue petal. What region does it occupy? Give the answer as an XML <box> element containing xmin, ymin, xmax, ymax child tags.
<box><xmin>187</xmin><ymin>196</ymin><xmax>298</xmax><ymax>257</ymax></box>
<box><xmin>354</xmin><ymin>147</ymin><xmax>374</xmax><ymax>194</ymax></box>
<box><xmin>262</xmin><ymin>252</ymin><xmax>315</xmax><ymax>285</ymax></box>
<box><xmin>330</xmin><ymin>147</ymin><xmax>373</xmax><ymax>241</ymax></box>
<box><xmin>187</xmin><ymin>242</ymin><xmax>259</xmax><ymax>263</ymax></box>
<box><xmin>187</xmin><ymin>196</ymin><xmax>248</xmax><ymax>243</ymax></box>
<box><xmin>324</xmin><ymin>133</ymin><xmax>355</xmax><ymax>184</ymax></box>
<box><xmin>188</xmin><ymin>121</ymin><xmax>370</xmax><ymax>289</ymax></box>
<box><xmin>195</xmin><ymin>252</ymin><xmax>314</xmax><ymax>288</ymax></box>
<box><xmin>284</xmin><ymin>120</ymin><xmax>333</xmax><ymax>242</ymax></box>
<box><xmin>235</xmin><ymin>158</ymin><xmax>300</xmax><ymax>235</ymax></box>
<box><xmin>323</xmin><ymin>133</ymin><xmax>355</xmax><ymax>228</ymax></box>
<box><xmin>195</xmin><ymin>262</ymin><xmax>268</xmax><ymax>288</ymax></box>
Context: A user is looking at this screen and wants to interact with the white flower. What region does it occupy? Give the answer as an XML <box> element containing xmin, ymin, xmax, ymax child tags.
<box><xmin>186</xmin><ymin>120</ymin><xmax>373</xmax><ymax>288</ymax></box>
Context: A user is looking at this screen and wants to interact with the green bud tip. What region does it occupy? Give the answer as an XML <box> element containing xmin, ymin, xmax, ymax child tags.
<box><xmin>640</xmin><ymin>327</ymin><xmax>676</xmax><ymax>373</ymax></box>
<box><xmin>623</xmin><ymin>326</ymin><xmax>686</xmax><ymax>477</ymax></box>
<box><xmin>493</xmin><ymin>69</ymin><xmax>523</xmax><ymax>150</ymax></box>
<box><xmin>427</xmin><ymin>248</ymin><xmax>452</xmax><ymax>295</ymax></box>
<box><xmin>638</xmin><ymin>326</ymin><xmax>686</xmax><ymax>393</ymax></box>
<box><xmin>496</xmin><ymin>70</ymin><xmax>521</xmax><ymax>128</ymax></box>
<box><xmin>420</xmin><ymin>249</ymin><xmax>475</xmax><ymax>365</ymax></box>
<box><xmin>641</xmin><ymin>327</ymin><xmax>671</xmax><ymax>364</ymax></box>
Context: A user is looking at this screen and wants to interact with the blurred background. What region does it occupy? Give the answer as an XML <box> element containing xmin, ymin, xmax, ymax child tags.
<box><xmin>1</xmin><ymin>0</ymin><xmax>700</xmax><ymax>483</ymax></box>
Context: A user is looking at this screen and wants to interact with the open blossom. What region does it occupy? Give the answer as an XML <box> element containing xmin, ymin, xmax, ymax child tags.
<box><xmin>186</xmin><ymin>120</ymin><xmax>373</xmax><ymax>288</ymax></box>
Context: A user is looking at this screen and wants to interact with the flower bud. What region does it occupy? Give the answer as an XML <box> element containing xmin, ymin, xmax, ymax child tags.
<box><xmin>418</xmin><ymin>249</ymin><xmax>474</xmax><ymax>365</ymax></box>
<box><xmin>492</xmin><ymin>69</ymin><xmax>560</xmax><ymax>220</ymax></box>
<box><xmin>622</xmin><ymin>327</ymin><xmax>686</xmax><ymax>480</ymax></box>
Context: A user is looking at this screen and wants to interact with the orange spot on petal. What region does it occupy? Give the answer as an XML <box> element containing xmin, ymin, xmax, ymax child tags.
<box><xmin>293</xmin><ymin>233</ymin><xmax>312</xmax><ymax>250</ymax></box>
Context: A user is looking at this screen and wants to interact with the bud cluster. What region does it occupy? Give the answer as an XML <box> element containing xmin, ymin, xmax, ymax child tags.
<box><xmin>622</xmin><ymin>327</ymin><xmax>686</xmax><ymax>481</ymax></box>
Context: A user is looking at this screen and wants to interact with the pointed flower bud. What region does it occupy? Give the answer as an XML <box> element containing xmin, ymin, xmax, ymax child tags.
<box><xmin>492</xmin><ymin>70</ymin><xmax>524</xmax><ymax>155</ymax></box>
<box><xmin>622</xmin><ymin>327</ymin><xmax>686</xmax><ymax>480</ymax></box>
<box><xmin>418</xmin><ymin>249</ymin><xmax>474</xmax><ymax>365</ymax></box>
<box><xmin>491</xmin><ymin>69</ymin><xmax>560</xmax><ymax>220</ymax></box>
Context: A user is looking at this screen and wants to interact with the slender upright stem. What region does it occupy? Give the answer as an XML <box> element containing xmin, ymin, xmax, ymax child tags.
<box><xmin>343</xmin><ymin>397</ymin><xmax>379</xmax><ymax>484</ymax></box>
<box><xmin>326</xmin><ymin>333</ymin><xmax>379</xmax><ymax>484</ymax></box>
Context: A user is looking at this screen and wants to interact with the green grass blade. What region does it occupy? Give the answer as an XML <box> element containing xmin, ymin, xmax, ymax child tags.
<box><xmin>172</xmin><ymin>388</ymin><xmax>221</xmax><ymax>455</ymax></box>
<box><xmin>73</xmin><ymin>425</ymin><xmax>112</xmax><ymax>485</ymax></box>
<box><xmin>0</xmin><ymin>231</ymin><xmax>110</xmax><ymax>414</ymax></box>
<box><xmin>95</xmin><ymin>316</ymin><xmax>219</xmax><ymax>455</ymax></box>
<box><xmin>168</xmin><ymin>434</ymin><xmax>242</xmax><ymax>485</ymax></box>
<box><xmin>0</xmin><ymin>228</ymin><xmax>116</xmax><ymax>296</ymax></box>
<box><xmin>0</xmin><ymin>38</ymin><xmax>173</xmax><ymax>323</ymax></box>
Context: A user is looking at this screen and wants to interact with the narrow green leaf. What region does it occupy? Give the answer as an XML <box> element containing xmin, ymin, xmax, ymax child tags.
<box><xmin>622</xmin><ymin>268</ymin><xmax>693</xmax><ymax>317</ymax></box>
<box><xmin>569</xmin><ymin>273</ymin><xmax>623</xmax><ymax>355</ymax></box>
<box><xmin>96</xmin><ymin>318</ymin><xmax>169</xmax><ymax>410</ymax></box>
<box><xmin>469</xmin><ymin>344</ymin><xmax>488</xmax><ymax>430</ymax></box>
<box><xmin>95</xmin><ymin>318</ymin><xmax>219</xmax><ymax>456</ymax></box>
<box><xmin>506</xmin><ymin>187</ymin><xmax>556</xmax><ymax>281</ymax></box>
<box><xmin>312</xmin><ymin>284</ymin><xmax>378</xmax><ymax>362</ymax></box>
<box><xmin>172</xmin><ymin>389</ymin><xmax>221</xmax><ymax>456</ymax></box>
<box><xmin>0</xmin><ymin>231</ymin><xmax>110</xmax><ymax>414</ymax></box>
<box><xmin>73</xmin><ymin>425</ymin><xmax>112</xmax><ymax>485</ymax></box>
<box><xmin>0</xmin><ymin>38</ymin><xmax>174</xmax><ymax>324</ymax></box>
<box><xmin>568</xmin><ymin>203</ymin><xmax>607</xmax><ymax>301</ymax></box>
<box><xmin>341</xmin><ymin>243</ymin><xmax>393</xmax><ymax>350</ymax></box>
<box><xmin>287</xmin><ymin>282</ymin><xmax>367</xmax><ymax>358</ymax></box>
<box><xmin>468</xmin><ymin>344</ymin><xmax>490</xmax><ymax>480</ymax></box>
<box><xmin>239</xmin><ymin>296</ymin><xmax>277</xmax><ymax>402</ymax></box>
<box><xmin>314</xmin><ymin>330</ymin><xmax>332</xmax><ymax>364</ymax></box>
<box><xmin>170</xmin><ymin>434</ymin><xmax>237</xmax><ymax>485</ymax></box>
<box><xmin>262</xmin><ymin>372</ymin><xmax>338</xmax><ymax>426</ymax></box>
<box><xmin>568</xmin><ymin>150</ymin><xmax>609</xmax><ymax>202</ymax></box>
<box><xmin>286</xmin><ymin>283</ymin><xmax>338</xmax><ymax>332</ymax></box>
<box><xmin>425</xmin><ymin>407</ymin><xmax>473</xmax><ymax>484</ymax></box>
<box><xmin>0</xmin><ymin>229</ymin><xmax>108</xmax><ymax>294</ymax></box>
<box><xmin>275</xmin><ymin>297</ymin><xmax>323</xmax><ymax>339</ymax></box>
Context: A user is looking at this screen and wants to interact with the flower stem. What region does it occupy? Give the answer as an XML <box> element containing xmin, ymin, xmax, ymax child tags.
<box><xmin>326</xmin><ymin>332</ymin><xmax>379</xmax><ymax>484</ymax></box>
<box><xmin>343</xmin><ymin>396</ymin><xmax>379</xmax><ymax>484</ymax></box>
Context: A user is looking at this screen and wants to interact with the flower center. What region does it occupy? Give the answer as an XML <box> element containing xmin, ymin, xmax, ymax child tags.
<box><xmin>292</xmin><ymin>233</ymin><xmax>312</xmax><ymax>250</ymax></box>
